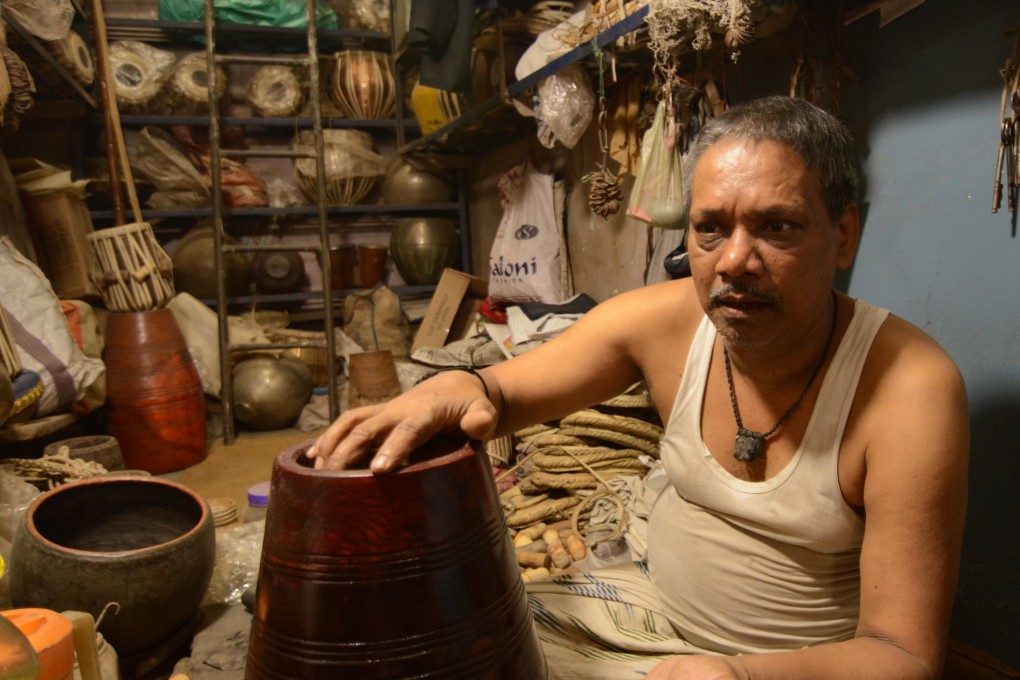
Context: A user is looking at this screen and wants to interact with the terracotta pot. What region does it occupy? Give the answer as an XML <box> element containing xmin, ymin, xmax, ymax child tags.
<box><xmin>8</xmin><ymin>477</ymin><xmax>216</xmax><ymax>659</ymax></box>
<box><xmin>389</xmin><ymin>217</ymin><xmax>459</xmax><ymax>285</ymax></box>
<box><xmin>103</xmin><ymin>310</ymin><xmax>207</xmax><ymax>474</ymax></box>
<box><xmin>245</xmin><ymin>436</ymin><xmax>547</xmax><ymax>679</ymax></box>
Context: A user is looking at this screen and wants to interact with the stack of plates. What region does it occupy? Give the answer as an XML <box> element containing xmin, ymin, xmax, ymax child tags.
<box><xmin>207</xmin><ymin>497</ymin><xmax>238</xmax><ymax>528</ymax></box>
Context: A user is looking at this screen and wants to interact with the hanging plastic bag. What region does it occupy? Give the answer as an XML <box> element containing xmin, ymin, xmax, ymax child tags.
<box><xmin>488</xmin><ymin>159</ymin><xmax>561</xmax><ymax>307</ymax></box>
<box><xmin>627</xmin><ymin>100</ymin><xmax>686</xmax><ymax>229</ymax></box>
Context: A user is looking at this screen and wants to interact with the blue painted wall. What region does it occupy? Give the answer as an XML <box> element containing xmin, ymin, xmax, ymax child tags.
<box><xmin>842</xmin><ymin>2</ymin><xmax>1020</xmax><ymax>664</ymax></box>
<box><xmin>731</xmin><ymin>0</ymin><xmax>1020</xmax><ymax>665</ymax></box>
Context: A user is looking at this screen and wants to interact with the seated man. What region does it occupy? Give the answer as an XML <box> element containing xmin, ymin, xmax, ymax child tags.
<box><xmin>310</xmin><ymin>96</ymin><xmax>969</xmax><ymax>680</ymax></box>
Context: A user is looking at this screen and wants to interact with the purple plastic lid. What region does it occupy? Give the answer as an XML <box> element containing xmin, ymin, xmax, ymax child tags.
<box><xmin>247</xmin><ymin>481</ymin><xmax>271</xmax><ymax>507</ymax></box>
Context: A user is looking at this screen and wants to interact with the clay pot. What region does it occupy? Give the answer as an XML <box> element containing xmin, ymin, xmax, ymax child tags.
<box><xmin>232</xmin><ymin>353</ymin><xmax>313</xmax><ymax>430</ymax></box>
<box><xmin>103</xmin><ymin>309</ymin><xmax>207</xmax><ymax>474</ymax></box>
<box><xmin>380</xmin><ymin>156</ymin><xmax>454</xmax><ymax>205</ymax></box>
<box><xmin>245</xmin><ymin>437</ymin><xmax>548</xmax><ymax>679</ymax></box>
<box><xmin>42</xmin><ymin>435</ymin><xmax>125</xmax><ymax>471</ymax></box>
<box><xmin>171</xmin><ymin>225</ymin><xmax>250</xmax><ymax>300</ymax></box>
<box><xmin>8</xmin><ymin>477</ymin><xmax>216</xmax><ymax>658</ymax></box>
<box><xmin>389</xmin><ymin>217</ymin><xmax>459</xmax><ymax>285</ymax></box>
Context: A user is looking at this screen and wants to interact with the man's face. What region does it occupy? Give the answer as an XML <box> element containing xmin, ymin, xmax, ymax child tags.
<box><xmin>686</xmin><ymin>138</ymin><xmax>856</xmax><ymax>350</ymax></box>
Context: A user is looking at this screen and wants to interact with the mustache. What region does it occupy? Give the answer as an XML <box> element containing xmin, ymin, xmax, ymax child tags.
<box><xmin>708</xmin><ymin>283</ymin><xmax>780</xmax><ymax>309</ymax></box>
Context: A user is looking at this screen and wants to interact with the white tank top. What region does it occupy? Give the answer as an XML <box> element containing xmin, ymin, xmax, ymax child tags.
<box><xmin>647</xmin><ymin>299</ymin><xmax>889</xmax><ymax>654</ymax></box>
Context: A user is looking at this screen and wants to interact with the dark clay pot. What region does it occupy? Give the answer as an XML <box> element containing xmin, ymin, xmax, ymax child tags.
<box><xmin>246</xmin><ymin>437</ymin><xmax>548</xmax><ymax>679</ymax></box>
<box><xmin>8</xmin><ymin>477</ymin><xmax>216</xmax><ymax>657</ymax></box>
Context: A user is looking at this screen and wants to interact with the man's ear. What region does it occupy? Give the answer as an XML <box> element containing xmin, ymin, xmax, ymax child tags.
<box><xmin>834</xmin><ymin>205</ymin><xmax>859</xmax><ymax>271</ymax></box>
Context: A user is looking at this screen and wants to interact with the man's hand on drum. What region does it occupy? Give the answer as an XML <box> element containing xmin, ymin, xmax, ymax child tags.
<box><xmin>306</xmin><ymin>369</ymin><xmax>498</xmax><ymax>473</ymax></box>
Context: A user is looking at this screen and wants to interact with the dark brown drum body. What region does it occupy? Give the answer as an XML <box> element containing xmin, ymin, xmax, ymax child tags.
<box><xmin>103</xmin><ymin>309</ymin><xmax>207</xmax><ymax>474</ymax></box>
<box><xmin>245</xmin><ymin>437</ymin><xmax>548</xmax><ymax>679</ymax></box>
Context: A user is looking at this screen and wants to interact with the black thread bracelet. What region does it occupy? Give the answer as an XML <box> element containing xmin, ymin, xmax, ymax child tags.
<box><xmin>415</xmin><ymin>366</ymin><xmax>490</xmax><ymax>400</ymax></box>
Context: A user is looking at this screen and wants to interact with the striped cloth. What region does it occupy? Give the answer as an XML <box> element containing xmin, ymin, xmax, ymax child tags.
<box><xmin>525</xmin><ymin>561</ymin><xmax>715</xmax><ymax>679</ymax></box>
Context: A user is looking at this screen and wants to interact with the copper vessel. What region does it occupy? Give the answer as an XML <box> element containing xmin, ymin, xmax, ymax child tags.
<box><xmin>245</xmin><ymin>437</ymin><xmax>548</xmax><ymax>679</ymax></box>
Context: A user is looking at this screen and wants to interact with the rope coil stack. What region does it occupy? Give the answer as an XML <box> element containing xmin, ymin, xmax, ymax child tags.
<box><xmin>495</xmin><ymin>383</ymin><xmax>663</xmax><ymax>580</ymax></box>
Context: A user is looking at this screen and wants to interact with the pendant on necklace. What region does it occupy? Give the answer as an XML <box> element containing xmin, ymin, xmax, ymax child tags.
<box><xmin>733</xmin><ymin>428</ymin><xmax>765</xmax><ymax>463</ymax></box>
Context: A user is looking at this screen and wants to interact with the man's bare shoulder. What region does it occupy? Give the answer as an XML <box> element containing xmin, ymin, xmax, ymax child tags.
<box><xmin>854</xmin><ymin>308</ymin><xmax>968</xmax><ymax>456</ymax></box>
<box><xmin>592</xmin><ymin>278</ymin><xmax>704</xmax><ymax>332</ymax></box>
<box><xmin>866</xmin><ymin>312</ymin><xmax>966</xmax><ymax>397</ymax></box>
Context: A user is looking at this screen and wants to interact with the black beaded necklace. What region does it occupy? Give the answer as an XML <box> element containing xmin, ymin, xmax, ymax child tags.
<box><xmin>723</xmin><ymin>291</ymin><xmax>838</xmax><ymax>463</ymax></box>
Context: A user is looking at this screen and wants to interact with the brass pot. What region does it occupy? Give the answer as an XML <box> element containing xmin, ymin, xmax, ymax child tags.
<box><xmin>172</xmin><ymin>226</ymin><xmax>249</xmax><ymax>300</ymax></box>
<box><xmin>232</xmin><ymin>354</ymin><xmax>313</xmax><ymax>430</ymax></box>
<box><xmin>389</xmin><ymin>217</ymin><xmax>459</xmax><ymax>286</ymax></box>
<box><xmin>381</xmin><ymin>156</ymin><xmax>454</xmax><ymax>205</ymax></box>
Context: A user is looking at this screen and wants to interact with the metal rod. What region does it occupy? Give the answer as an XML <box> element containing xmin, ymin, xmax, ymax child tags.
<box><xmin>214</xmin><ymin>54</ymin><xmax>313</xmax><ymax>66</ymax></box>
<box><xmin>204</xmin><ymin>0</ymin><xmax>235</xmax><ymax>444</ymax></box>
<box><xmin>220</xmin><ymin>148</ymin><xmax>316</xmax><ymax>159</ymax></box>
<box><xmin>306</xmin><ymin>0</ymin><xmax>340</xmax><ymax>423</ymax></box>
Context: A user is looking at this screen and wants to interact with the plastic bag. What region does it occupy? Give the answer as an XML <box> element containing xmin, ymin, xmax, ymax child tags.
<box><xmin>535</xmin><ymin>63</ymin><xmax>594</xmax><ymax>150</ymax></box>
<box><xmin>488</xmin><ymin>160</ymin><xmax>562</xmax><ymax>307</ymax></box>
<box><xmin>627</xmin><ymin>100</ymin><xmax>686</xmax><ymax>228</ymax></box>
<box><xmin>3</xmin><ymin>0</ymin><xmax>73</xmax><ymax>41</ymax></box>
<box><xmin>132</xmin><ymin>126</ymin><xmax>210</xmax><ymax>209</ymax></box>
<box><xmin>202</xmin><ymin>520</ymin><xmax>265</xmax><ymax>606</ymax></box>
<box><xmin>159</xmin><ymin>0</ymin><xmax>339</xmax><ymax>30</ymax></box>
<box><xmin>108</xmin><ymin>41</ymin><xmax>177</xmax><ymax>112</ymax></box>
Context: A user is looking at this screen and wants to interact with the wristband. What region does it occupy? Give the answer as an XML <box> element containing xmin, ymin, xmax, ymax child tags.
<box><xmin>416</xmin><ymin>366</ymin><xmax>490</xmax><ymax>400</ymax></box>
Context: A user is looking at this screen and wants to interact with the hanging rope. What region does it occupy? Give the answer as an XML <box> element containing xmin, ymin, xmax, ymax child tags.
<box><xmin>583</xmin><ymin>39</ymin><xmax>623</xmax><ymax>219</ymax></box>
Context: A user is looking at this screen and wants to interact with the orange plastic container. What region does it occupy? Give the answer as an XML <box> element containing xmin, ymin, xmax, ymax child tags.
<box><xmin>2</xmin><ymin>608</ymin><xmax>74</xmax><ymax>680</ymax></box>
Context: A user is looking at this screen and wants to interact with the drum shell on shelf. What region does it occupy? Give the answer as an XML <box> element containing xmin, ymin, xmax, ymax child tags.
<box><xmin>330</xmin><ymin>50</ymin><xmax>396</xmax><ymax>119</ymax></box>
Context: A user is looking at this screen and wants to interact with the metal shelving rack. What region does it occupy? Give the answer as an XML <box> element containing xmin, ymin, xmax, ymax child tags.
<box><xmin>202</xmin><ymin>0</ymin><xmax>339</xmax><ymax>444</ymax></box>
<box><xmin>397</xmin><ymin>5</ymin><xmax>650</xmax><ymax>155</ymax></box>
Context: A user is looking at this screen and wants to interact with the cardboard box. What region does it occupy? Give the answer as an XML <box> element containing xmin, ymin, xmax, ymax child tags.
<box><xmin>411</xmin><ymin>268</ymin><xmax>488</xmax><ymax>353</ymax></box>
<box><xmin>19</xmin><ymin>188</ymin><xmax>102</xmax><ymax>302</ymax></box>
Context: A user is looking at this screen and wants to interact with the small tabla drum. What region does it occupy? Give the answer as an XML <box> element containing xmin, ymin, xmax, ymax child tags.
<box><xmin>87</xmin><ymin>222</ymin><xmax>175</xmax><ymax>312</ymax></box>
<box><xmin>46</xmin><ymin>30</ymin><xmax>95</xmax><ymax>86</ymax></box>
<box><xmin>168</xmin><ymin>52</ymin><xmax>227</xmax><ymax>115</ymax></box>
<box><xmin>330</xmin><ymin>50</ymin><xmax>396</xmax><ymax>119</ymax></box>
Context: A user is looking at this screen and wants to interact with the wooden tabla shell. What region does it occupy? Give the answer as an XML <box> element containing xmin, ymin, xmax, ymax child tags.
<box><xmin>330</xmin><ymin>50</ymin><xmax>396</xmax><ymax>119</ymax></box>
<box><xmin>46</xmin><ymin>30</ymin><xmax>94</xmax><ymax>85</ymax></box>
<box><xmin>246</xmin><ymin>437</ymin><xmax>548</xmax><ymax>679</ymax></box>
<box><xmin>168</xmin><ymin>52</ymin><xmax>227</xmax><ymax>115</ymax></box>
<box><xmin>87</xmin><ymin>222</ymin><xmax>175</xmax><ymax>312</ymax></box>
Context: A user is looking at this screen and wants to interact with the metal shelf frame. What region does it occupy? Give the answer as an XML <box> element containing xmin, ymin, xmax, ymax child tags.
<box><xmin>398</xmin><ymin>5</ymin><xmax>649</xmax><ymax>155</ymax></box>
<box><xmin>203</xmin><ymin>0</ymin><xmax>340</xmax><ymax>444</ymax></box>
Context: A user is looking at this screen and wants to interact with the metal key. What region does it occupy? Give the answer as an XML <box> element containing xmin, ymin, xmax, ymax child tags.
<box><xmin>1004</xmin><ymin>121</ymin><xmax>1016</xmax><ymax>214</ymax></box>
<box><xmin>994</xmin><ymin>124</ymin><xmax>1007</xmax><ymax>212</ymax></box>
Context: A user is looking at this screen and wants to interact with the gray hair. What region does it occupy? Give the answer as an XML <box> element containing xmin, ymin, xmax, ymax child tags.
<box><xmin>683</xmin><ymin>96</ymin><xmax>861</xmax><ymax>223</ymax></box>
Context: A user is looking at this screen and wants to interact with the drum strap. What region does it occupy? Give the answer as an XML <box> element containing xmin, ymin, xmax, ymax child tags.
<box><xmin>4</xmin><ymin>307</ymin><xmax>77</xmax><ymax>409</ymax></box>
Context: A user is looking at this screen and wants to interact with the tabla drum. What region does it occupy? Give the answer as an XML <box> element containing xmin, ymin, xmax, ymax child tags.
<box><xmin>87</xmin><ymin>222</ymin><xmax>175</xmax><ymax>312</ymax></box>
<box><xmin>168</xmin><ymin>52</ymin><xmax>227</xmax><ymax>115</ymax></box>
<box><xmin>330</xmin><ymin>50</ymin><xmax>396</xmax><ymax>119</ymax></box>
<box><xmin>245</xmin><ymin>436</ymin><xmax>548</xmax><ymax>679</ymax></box>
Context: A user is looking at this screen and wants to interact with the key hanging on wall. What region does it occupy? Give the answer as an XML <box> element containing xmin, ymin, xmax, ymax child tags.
<box><xmin>992</xmin><ymin>27</ymin><xmax>1020</xmax><ymax>215</ymax></box>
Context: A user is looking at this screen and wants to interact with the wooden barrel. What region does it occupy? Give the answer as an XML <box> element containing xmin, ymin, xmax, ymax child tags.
<box><xmin>103</xmin><ymin>309</ymin><xmax>206</xmax><ymax>473</ymax></box>
<box><xmin>246</xmin><ymin>437</ymin><xmax>548</xmax><ymax>680</ymax></box>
